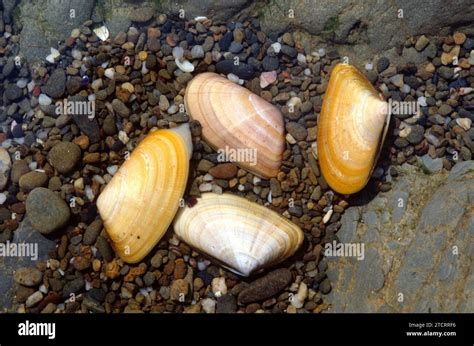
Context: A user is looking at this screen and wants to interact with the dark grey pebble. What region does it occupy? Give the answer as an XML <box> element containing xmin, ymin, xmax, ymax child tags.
<box><xmin>215</xmin><ymin>60</ymin><xmax>254</xmax><ymax>80</ymax></box>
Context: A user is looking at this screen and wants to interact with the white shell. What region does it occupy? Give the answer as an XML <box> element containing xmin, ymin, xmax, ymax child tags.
<box><xmin>176</xmin><ymin>58</ymin><xmax>195</xmax><ymax>73</ymax></box>
<box><xmin>173</xmin><ymin>193</ymin><xmax>303</xmax><ymax>276</ymax></box>
<box><xmin>93</xmin><ymin>25</ymin><xmax>110</xmax><ymax>41</ymax></box>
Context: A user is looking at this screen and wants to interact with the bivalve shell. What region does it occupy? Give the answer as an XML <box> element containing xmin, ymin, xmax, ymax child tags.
<box><xmin>317</xmin><ymin>64</ymin><xmax>389</xmax><ymax>194</ymax></box>
<box><xmin>173</xmin><ymin>193</ymin><xmax>303</xmax><ymax>276</ymax></box>
<box><xmin>184</xmin><ymin>72</ymin><xmax>285</xmax><ymax>178</ymax></box>
<box><xmin>97</xmin><ymin>124</ymin><xmax>193</xmax><ymax>263</ymax></box>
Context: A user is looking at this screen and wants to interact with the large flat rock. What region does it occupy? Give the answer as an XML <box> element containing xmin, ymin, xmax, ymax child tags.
<box><xmin>325</xmin><ymin>161</ymin><xmax>474</xmax><ymax>312</ymax></box>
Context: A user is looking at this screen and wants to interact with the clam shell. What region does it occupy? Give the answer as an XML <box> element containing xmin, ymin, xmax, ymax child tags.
<box><xmin>317</xmin><ymin>64</ymin><xmax>389</xmax><ymax>194</ymax></box>
<box><xmin>173</xmin><ymin>193</ymin><xmax>303</xmax><ymax>276</ymax></box>
<box><xmin>97</xmin><ymin>124</ymin><xmax>193</xmax><ymax>263</ymax></box>
<box><xmin>184</xmin><ymin>72</ymin><xmax>285</xmax><ymax>178</ymax></box>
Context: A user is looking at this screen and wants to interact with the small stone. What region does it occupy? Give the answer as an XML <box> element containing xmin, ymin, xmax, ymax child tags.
<box><xmin>112</xmin><ymin>99</ymin><xmax>130</xmax><ymax>118</ymax></box>
<box><xmin>415</xmin><ymin>35</ymin><xmax>430</xmax><ymax>51</ymax></box>
<box><xmin>262</xmin><ymin>56</ymin><xmax>279</xmax><ymax>71</ymax></box>
<box><xmin>19</xmin><ymin>171</ymin><xmax>48</xmax><ymax>191</ymax></box>
<box><xmin>201</xmin><ymin>298</ymin><xmax>216</xmax><ymax>313</ymax></box>
<box><xmin>406</xmin><ymin>125</ymin><xmax>425</xmax><ymax>144</ymax></box>
<box><xmin>103</xmin><ymin>114</ymin><xmax>116</xmax><ymax>135</ymax></box>
<box><xmin>319</xmin><ymin>278</ymin><xmax>332</xmax><ymax>294</ymax></box>
<box><xmin>238</xmin><ymin>268</ymin><xmax>292</xmax><ymax>304</ymax></box>
<box><xmin>26</xmin><ymin>187</ymin><xmax>71</xmax><ymax>234</ymax></box>
<box><xmin>14</xmin><ymin>267</ymin><xmax>43</xmax><ymax>287</ymax></box>
<box><xmin>42</xmin><ymin>69</ymin><xmax>66</xmax><ymax>99</ymax></box>
<box><xmin>11</xmin><ymin>160</ymin><xmax>29</xmax><ymax>184</ymax></box>
<box><xmin>208</xmin><ymin>163</ymin><xmax>238</xmax><ymax>179</ymax></box>
<box><xmin>26</xmin><ymin>291</ymin><xmax>43</xmax><ymax>307</ymax></box>
<box><xmin>456</xmin><ymin>118</ymin><xmax>472</xmax><ymax>131</ymax></box>
<box><xmin>191</xmin><ymin>45</ymin><xmax>204</xmax><ymax>59</ymax></box>
<box><xmin>389</xmin><ymin>74</ymin><xmax>404</xmax><ymax>88</ymax></box>
<box><xmin>211</xmin><ymin>277</ymin><xmax>227</xmax><ymax>297</ymax></box>
<box><xmin>170</xmin><ymin>279</ymin><xmax>189</xmax><ymax>301</ymax></box>
<box><xmin>420</xmin><ymin>154</ymin><xmax>443</xmax><ymax>174</ymax></box>
<box><xmin>453</xmin><ymin>32</ymin><xmax>466</xmax><ymax>45</ymax></box>
<box><xmin>438</xmin><ymin>66</ymin><xmax>454</xmax><ymax>80</ymax></box>
<box><xmin>216</xmin><ymin>294</ymin><xmax>237</xmax><ymax>313</ymax></box>
<box><xmin>438</xmin><ymin>104</ymin><xmax>453</xmax><ymax>116</ymax></box>
<box><xmin>229</xmin><ymin>41</ymin><xmax>243</xmax><ymax>54</ymax></box>
<box><xmin>47</xmin><ymin>141</ymin><xmax>81</xmax><ymax>174</ymax></box>
<box><xmin>38</xmin><ymin>94</ymin><xmax>52</xmax><ymax>106</ymax></box>
<box><xmin>5</xmin><ymin>84</ymin><xmax>23</xmax><ymax>101</ymax></box>
<box><xmin>281</xmin><ymin>45</ymin><xmax>297</xmax><ymax>58</ymax></box>
<box><xmin>286</xmin><ymin>122</ymin><xmax>307</xmax><ymax>141</ymax></box>
<box><xmin>129</xmin><ymin>7</ymin><xmax>154</xmax><ymax>22</ymax></box>
<box><xmin>215</xmin><ymin>60</ymin><xmax>254</xmax><ymax>80</ymax></box>
<box><xmin>62</xmin><ymin>277</ymin><xmax>85</xmax><ymax>299</ymax></box>
<box><xmin>260</xmin><ymin>71</ymin><xmax>277</xmax><ymax>88</ymax></box>
<box><xmin>0</xmin><ymin>148</ymin><xmax>12</xmax><ymax>190</ymax></box>
<box><xmin>150</xmin><ymin>253</ymin><xmax>163</xmax><ymax>268</ymax></box>
<box><xmin>83</xmin><ymin>219</ymin><xmax>102</xmax><ymax>245</ymax></box>
<box><xmin>96</xmin><ymin>236</ymin><xmax>114</xmax><ymax>262</ymax></box>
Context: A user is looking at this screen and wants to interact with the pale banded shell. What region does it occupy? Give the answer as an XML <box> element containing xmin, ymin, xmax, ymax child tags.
<box><xmin>173</xmin><ymin>193</ymin><xmax>303</xmax><ymax>276</ymax></box>
<box><xmin>317</xmin><ymin>64</ymin><xmax>389</xmax><ymax>194</ymax></box>
<box><xmin>97</xmin><ymin>124</ymin><xmax>193</xmax><ymax>263</ymax></box>
<box><xmin>184</xmin><ymin>72</ymin><xmax>285</xmax><ymax>178</ymax></box>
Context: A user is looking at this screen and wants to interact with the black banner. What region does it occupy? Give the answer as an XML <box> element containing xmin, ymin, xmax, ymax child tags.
<box><xmin>0</xmin><ymin>313</ymin><xmax>472</xmax><ymax>345</ymax></box>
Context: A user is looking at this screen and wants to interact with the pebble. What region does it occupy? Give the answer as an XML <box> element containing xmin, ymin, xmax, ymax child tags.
<box><xmin>14</xmin><ymin>267</ymin><xmax>43</xmax><ymax>287</ymax></box>
<box><xmin>172</xmin><ymin>46</ymin><xmax>184</xmax><ymax>59</ymax></box>
<box><xmin>112</xmin><ymin>99</ymin><xmax>130</xmax><ymax>118</ymax></box>
<box><xmin>18</xmin><ymin>171</ymin><xmax>48</xmax><ymax>191</ymax></box>
<box><xmin>10</xmin><ymin>160</ymin><xmax>29</xmax><ymax>184</ymax></box>
<box><xmin>190</xmin><ymin>45</ymin><xmax>204</xmax><ymax>59</ymax></box>
<box><xmin>38</xmin><ymin>94</ymin><xmax>52</xmax><ymax>106</ymax></box>
<box><xmin>62</xmin><ymin>277</ymin><xmax>85</xmax><ymax>299</ymax></box>
<box><xmin>104</xmin><ymin>68</ymin><xmax>115</xmax><ymax>79</ymax></box>
<box><xmin>83</xmin><ymin>219</ymin><xmax>103</xmax><ymax>245</ymax></box>
<box><xmin>0</xmin><ymin>148</ymin><xmax>11</xmax><ymax>190</ymax></box>
<box><xmin>420</xmin><ymin>154</ymin><xmax>443</xmax><ymax>174</ymax></box>
<box><xmin>406</xmin><ymin>125</ymin><xmax>425</xmax><ymax>144</ymax></box>
<box><xmin>238</xmin><ymin>268</ymin><xmax>292</xmax><ymax>304</ymax></box>
<box><xmin>377</xmin><ymin>57</ymin><xmax>390</xmax><ymax>73</ymax></box>
<box><xmin>26</xmin><ymin>291</ymin><xmax>43</xmax><ymax>307</ymax></box>
<box><xmin>96</xmin><ymin>236</ymin><xmax>114</xmax><ymax>262</ymax></box>
<box><xmin>47</xmin><ymin>141</ymin><xmax>81</xmax><ymax>174</ymax></box>
<box><xmin>260</xmin><ymin>71</ymin><xmax>277</xmax><ymax>88</ymax></box>
<box><xmin>201</xmin><ymin>298</ymin><xmax>216</xmax><ymax>313</ymax></box>
<box><xmin>170</xmin><ymin>279</ymin><xmax>189</xmax><ymax>301</ymax></box>
<box><xmin>215</xmin><ymin>60</ymin><xmax>254</xmax><ymax>80</ymax></box>
<box><xmin>42</xmin><ymin>69</ymin><xmax>66</xmax><ymax>98</ymax></box>
<box><xmin>5</xmin><ymin>84</ymin><xmax>23</xmax><ymax>101</ymax></box>
<box><xmin>456</xmin><ymin>118</ymin><xmax>472</xmax><ymax>131</ymax></box>
<box><xmin>216</xmin><ymin>294</ymin><xmax>237</xmax><ymax>313</ymax></box>
<box><xmin>208</xmin><ymin>163</ymin><xmax>238</xmax><ymax>179</ymax></box>
<box><xmin>229</xmin><ymin>41</ymin><xmax>243</xmax><ymax>54</ymax></box>
<box><xmin>415</xmin><ymin>35</ymin><xmax>430</xmax><ymax>51</ymax></box>
<box><xmin>26</xmin><ymin>187</ymin><xmax>71</xmax><ymax>234</ymax></box>
<box><xmin>389</xmin><ymin>74</ymin><xmax>404</xmax><ymax>88</ymax></box>
<box><xmin>129</xmin><ymin>7</ymin><xmax>154</xmax><ymax>22</ymax></box>
<box><xmin>262</xmin><ymin>55</ymin><xmax>279</xmax><ymax>71</ymax></box>
<box><xmin>211</xmin><ymin>277</ymin><xmax>228</xmax><ymax>297</ymax></box>
<box><xmin>286</xmin><ymin>122</ymin><xmax>307</xmax><ymax>141</ymax></box>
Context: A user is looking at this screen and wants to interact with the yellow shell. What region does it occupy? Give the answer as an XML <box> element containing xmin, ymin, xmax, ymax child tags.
<box><xmin>184</xmin><ymin>72</ymin><xmax>285</xmax><ymax>178</ymax></box>
<box><xmin>97</xmin><ymin>124</ymin><xmax>192</xmax><ymax>263</ymax></box>
<box><xmin>317</xmin><ymin>64</ymin><xmax>389</xmax><ymax>194</ymax></box>
<box><xmin>173</xmin><ymin>193</ymin><xmax>303</xmax><ymax>276</ymax></box>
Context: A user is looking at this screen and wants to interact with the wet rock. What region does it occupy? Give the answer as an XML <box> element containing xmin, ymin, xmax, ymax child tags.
<box><xmin>208</xmin><ymin>163</ymin><xmax>238</xmax><ymax>179</ymax></box>
<box><xmin>13</xmin><ymin>267</ymin><xmax>43</xmax><ymax>287</ymax></box>
<box><xmin>26</xmin><ymin>187</ymin><xmax>71</xmax><ymax>234</ymax></box>
<box><xmin>47</xmin><ymin>141</ymin><xmax>81</xmax><ymax>174</ymax></box>
<box><xmin>326</xmin><ymin>163</ymin><xmax>473</xmax><ymax>312</ymax></box>
<box><xmin>83</xmin><ymin>219</ymin><xmax>103</xmax><ymax>245</ymax></box>
<box><xmin>215</xmin><ymin>60</ymin><xmax>255</xmax><ymax>80</ymax></box>
<box><xmin>42</xmin><ymin>69</ymin><xmax>66</xmax><ymax>99</ymax></box>
<box><xmin>238</xmin><ymin>268</ymin><xmax>292</xmax><ymax>304</ymax></box>
<box><xmin>5</xmin><ymin>84</ymin><xmax>23</xmax><ymax>101</ymax></box>
<box><xmin>19</xmin><ymin>171</ymin><xmax>48</xmax><ymax>191</ymax></box>
<box><xmin>216</xmin><ymin>294</ymin><xmax>237</xmax><ymax>313</ymax></box>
